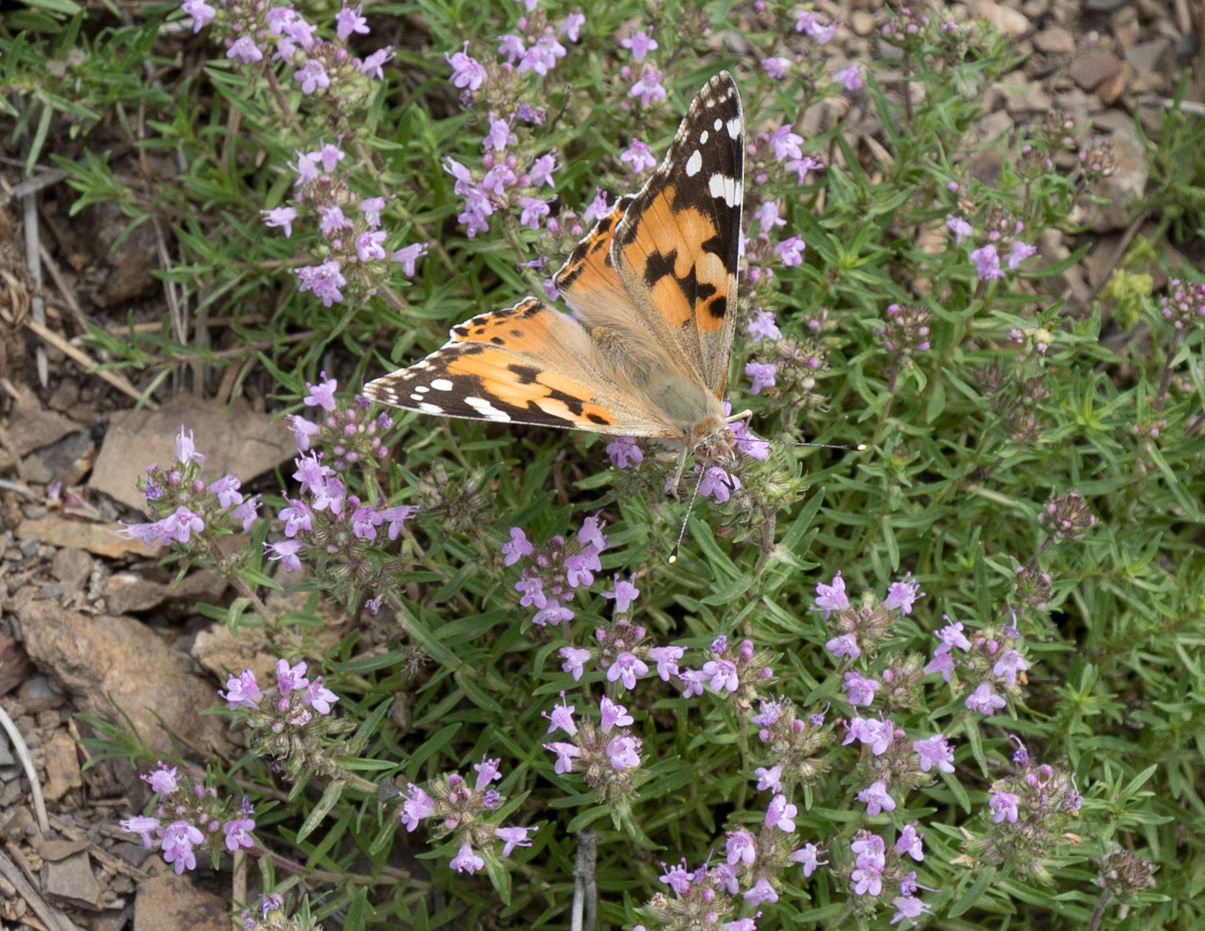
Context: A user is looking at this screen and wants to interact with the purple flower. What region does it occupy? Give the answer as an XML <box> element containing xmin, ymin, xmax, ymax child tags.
<box><xmin>814</xmin><ymin>572</ymin><xmax>849</xmax><ymax>615</ymax></box>
<box><xmin>207</xmin><ymin>474</ymin><xmax>243</xmax><ymax>509</ymax></box>
<box><xmin>765</xmin><ymin>794</ymin><xmax>797</xmax><ymax>833</ymax></box>
<box><xmin>789</xmin><ymin>842</ymin><xmax>827</xmax><ymax>877</ymax></box>
<box><xmin>971</xmin><ymin>243</ymin><xmax>1003</xmax><ymax>280</ymax></box>
<box><xmin>620</xmin><ymin>25</ymin><xmax>658</xmax><ymax>62</ymax></box>
<box><xmin>702</xmin><ymin>657</ymin><xmax>739</xmax><ymax>693</ymax></box>
<box><xmin>160</xmin><ymin>820</ymin><xmax>204</xmax><ymax>874</ymax></box>
<box><xmin>913</xmin><ymin>733</ymin><xmax>956</xmax><ymax>773</ymax></box>
<box><xmin>445</xmin><ymin>42</ymin><xmax>485</xmax><ymax>91</ymax></box>
<box><xmin>746</xmin><ymin>308</ymin><xmax>781</xmax><ymax>342</ymax></box>
<box><xmin>756</xmin><ymin>200</ymin><xmax>785</xmax><ymax>233</ymax></box>
<box><xmin>497</xmin><ymin>33</ymin><xmax>525</xmax><ymax>63</ymax></box>
<box><xmin>755</xmin><ymin>762</ymin><xmax>783</xmax><ymax>792</ymax></box>
<box><xmin>629</xmin><ymin>64</ymin><xmax>667</xmax><ymax>106</ymax></box>
<box><xmin>545</xmin><ymin>694</ymin><xmax>576</xmax><ymax>736</ymax></box>
<box><xmin>891</xmin><ymin>893</ymin><xmax>931</xmax><ymax>926</ymax></box>
<box><xmin>744</xmin><ymin>877</ymin><xmax>779</xmax><ymax>905</ymax></box>
<box><xmin>450</xmin><ymin>841</ymin><xmax>484</xmax><ymax>874</ymax></box>
<box><xmin>501</xmin><ymin>527</ymin><xmax>533</xmax><ymax>566</ymax></box>
<box><xmin>473</xmin><ymin>756</ymin><xmax>502</xmax><ymax>791</ymax></box>
<box><xmin>989</xmin><ymin>789</ymin><xmax>1020</xmax><ymax>823</ymax></box>
<box><xmin>382</xmin><ymin>504</ymin><xmax>418</xmax><ymax>540</ymax></box>
<box><xmin>175</xmin><ymin>426</ymin><xmax>204</xmax><ymax>464</ymax></box>
<box><xmin>545</xmin><ymin>741</ymin><xmax>580</xmax><ymax>773</ymax></box>
<box><xmin>223</xmin><ymin>814</ymin><xmax>256</xmax><ymax>852</ymax></box>
<box><xmin>1007</xmin><ymin>240</ymin><xmax>1037</xmax><ymax>269</ymax></box>
<box><xmin>356</xmin><ymin>230</ymin><xmax>388</xmax><ymax>262</ymax></box>
<box><xmin>993</xmin><ymin>649</ymin><xmax>1028</xmax><ymax>685</ymax></box>
<box><xmin>843</xmin><ymin>670</ymin><xmax>879</xmax><ymax>707</ymax></box>
<box><xmin>924</xmin><ymin>651</ymin><xmax>956</xmax><ymax>681</ymax></box>
<box><xmin>946</xmin><ymin>214</ymin><xmax>973</xmax><ymax>244</ymax></box>
<box><xmin>519</xmin><ymin>197</ymin><xmax>550</xmax><ymax>229</ymax></box>
<box><xmin>895</xmin><ymin>823</ymin><xmax>924</xmax><ymax>861</ymax></box>
<box><xmin>836</xmin><ymin>64</ymin><xmax>864</xmax><ymax>90</ymax></box>
<box><xmin>699</xmin><ymin>466</ymin><xmax>739</xmax><ymax>502</ymax></box>
<box><xmin>221</xmin><ymin>669</ymin><xmax>262</xmax><ymax>710</ymax></box>
<box><xmin>295</xmin><ymin>59</ymin><xmax>330</xmax><ymax>94</ymax></box>
<box><xmin>495</xmin><ymin>825</ymin><xmax>534</xmax><ymax>856</ymax></box>
<box><xmin>620</xmin><ymin>139</ymin><xmax>656</xmax><ymax>174</ymax></box>
<box><xmin>398</xmin><ymin>784</ymin><xmax>435</xmax><ymax>830</ymax></box>
<box><xmin>606</xmin><ymin>734</ymin><xmax>641</xmax><ymax>770</ymax></box>
<box><xmin>606</xmin><ymin>435</ymin><xmax>643</xmax><ymax>469</ymax></box>
<box><xmin>120</xmin><ymin>815</ymin><xmax>160</xmax><ymax>848</ymax></box>
<box><xmin>726</xmin><ymin>829</ymin><xmax>757</xmax><ymax>865</ymax></box>
<box><xmin>392</xmin><ymin>242</ymin><xmax>428</xmax><ymax>277</ymax></box>
<box><xmin>601</xmin><ymin>575</ymin><xmax>640</xmax><ymax>613</ymax></box>
<box><xmin>826</xmin><ymin>632</ymin><xmax>861</xmax><ymax>659</ymax></box>
<box><xmin>786</xmin><ymin>154</ymin><xmax>824</xmax><ymax>185</ymax></box>
<box><xmin>559</xmin><ymin>11</ymin><xmax>585</xmax><ymax>41</ymax></box>
<box><xmin>180</xmin><ymin>0</ymin><xmax>215</xmax><ymax>32</ymax></box>
<box><xmin>144</xmin><ymin>763</ymin><xmax>179</xmax><ymax>795</ymax></box>
<box><xmin>647</xmin><ymin>645</ymin><xmax>684</xmax><ymax>680</ymax></box>
<box><xmin>856</xmin><ymin>779</ymin><xmax>897</xmax><ymax>815</ymax></box>
<box><xmin>599</xmin><ymin>695</ymin><xmax>633</xmax><ymax>731</ymax></box>
<box><xmin>163</xmin><ymin>506</ymin><xmax>204</xmax><ymax>543</ymax></box>
<box><xmin>844</xmin><ymin>715</ymin><xmax>893</xmax><ymax>755</ymax></box>
<box><xmin>304</xmin><ymin>678</ymin><xmax>339</xmax><ymax>713</ymax></box>
<box><xmin>335</xmin><ymin>4</ymin><xmax>368</xmax><ymax>40</ymax></box>
<box><xmin>276</xmin><ymin>658</ymin><xmax>309</xmax><ymax>694</ymax></box>
<box><xmin>933</xmin><ymin>620</ymin><xmax>971</xmax><ymax>653</ymax></box>
<box><xmin>775</xmin><ymin>235</ymin><xmax>806</xmax><ymax>266</ymax></box>
<box><xmin>360</xmin><ymin>46</ymin><xmax>394</xmax><ymax>79</ymax></box>
<box><xmin>965</xmin><ymin>681</ymin><xmax>1006</xmax><ymax>714</ymax></box>
<box><xmin>227</xmin><ymin>36</ymin><xmax>264</xmax><ymax>63</ymax></box>
<box><xmin>559</xmin><ymin>646</ymin><xmax>592</xmax><ymax>680</ymax></box>
<box><xmin>261</xmin><ymin>207</ymin><xmax>297</xmax><ymax>237</ymax></box>
<box><xmin>769</xmin><ymin>126</ymin><xmax>803</xmax><ymax>161</ymax></box>
<box><xmin>746</xmin><ymin>361</ymin><xmax>777</xmax><ymax>395</ymax></box>
<box><xmin>304</xmin><ymin>374</ymin><xmax>338</xmax><ymax>411</ymax></box>
<box><xmin>607</xmin><ymin>651</ymin><xmax>648</xmax><ymax>690</ymax></box>
<box><xmin>762</xmin><ymin>56</ymin><xmax>791</xmax><ymax>79</ymax></box>
<box><xmin>296</xmin><ymin>260</ymin><xmax>346</xmax><ymax>306</ymax></box>
<box><xmin>518</xmin><ymin>34</ymin><xmax>565</xmax><ymax>76</ymax></box>
<box><xmin>883</xmin><ymin>574</ymin><xmax>922</xmax><ymax>614</ymax></box>
<box><xmin>850</xmin><ymin>834</ymin><xmax>886</xmax><ymax>896</ymax></box>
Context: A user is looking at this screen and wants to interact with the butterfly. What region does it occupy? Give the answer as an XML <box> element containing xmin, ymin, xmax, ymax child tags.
<box><xmin>365</xmin><ymin>72</ymin><xmax>747</xmax><ymax>484</ymax></box>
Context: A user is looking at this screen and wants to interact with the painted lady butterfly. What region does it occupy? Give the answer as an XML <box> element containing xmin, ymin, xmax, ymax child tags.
<box><xmin>365</xmin><ymin>72</ymin><xmax>746</xmax><ymax>481</ymax></box>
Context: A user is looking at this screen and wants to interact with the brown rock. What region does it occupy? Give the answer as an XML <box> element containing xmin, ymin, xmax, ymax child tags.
<box><xmin>1068</xmin><ymin>49</ymin><xmax>1123</xmax><ymax>91</ymax></box>
<box><xmin>45</xmin><ymin>850</ymin><xmax>104</xmax><ymax>911</ymax></box>
<box><xmin>1125</xmin><ymin>38</ymin><xmax>1173</xmax><ymax>75</ymax></box>
<box><xmin>42</xmin><ymin>730</ymin><xmax>83</xmax><ymax>800</ymax></box>
<box><xmin>102</xmin><ymin>569</ymin><xmax>228</xmax><ymax>616</ymax></box>
<box><xmin>0</xmin><ymin>633</ymin><xmax>32</xmax><ymax>696</ymax></box>
<box><xmin>969</xmin><ymin>0</ymin><xmax>1031</xmax><ymax>39</ymax></box>
<box><xmin>90</xmin><ymin>395</ymin><xmax>294</xmax><ymax>512</ymax></box>
<box><xmin>1034</xmin><ymin>25</ymin><xmax>1075</xmax><ymax>56</ymax></box>
<box><xmin>1094</xmin><ymin>61</ymin><xmax>1132</xmax><ymax>105</ymax></box>
<box><xmin>1111</xmin><ymin>7</ymin><xmax>1139</xmax><ymax>50</ymax></box>
<box><xmin>134</xmin><ymin>865</ymin><xmax>228</xmax><ymax>931</ymax></box>
<box><xmin>17</xmin><ymin>514</ymin><xmax>157</xmax><ymax>559</ymax></box>
<box><xmin>51</xmin><ymin>547</ymin><xmax>93</xmax><ymax>591</ymax></box>
<box><xmin>13</xmin><ymin>589</ymin><xmax>233</xmax><ymax>758</ymax></box>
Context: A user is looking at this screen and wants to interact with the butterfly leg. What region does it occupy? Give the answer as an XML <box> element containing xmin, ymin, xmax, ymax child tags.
<box><xmin>668</xmin><ymin>446</ymin><xmax>690</xmax><ymax>500</ymax></box>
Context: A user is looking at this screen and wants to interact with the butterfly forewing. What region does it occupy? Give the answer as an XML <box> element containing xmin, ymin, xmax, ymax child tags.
<box><xmin>610</xmin><ymin>72</ymin><xmax>744</xmax><ymax>397</ymax></box>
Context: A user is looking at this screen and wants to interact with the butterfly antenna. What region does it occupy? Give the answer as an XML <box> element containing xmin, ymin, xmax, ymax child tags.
<box><xmin>668</xmin><ymin>465</ymin><xmax>708</xmax><ymax>564</ymax></box>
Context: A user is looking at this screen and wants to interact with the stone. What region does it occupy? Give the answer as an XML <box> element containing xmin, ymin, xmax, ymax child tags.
<box><xmin>1068</xmin><ymin>48</ymin><xmax>1123</xmax><ymax>91</ymax></box>
<box><xmin>1034</xmin><ymin>26</ymin><xmax>1076</xmax><ymax>56</ymax></box>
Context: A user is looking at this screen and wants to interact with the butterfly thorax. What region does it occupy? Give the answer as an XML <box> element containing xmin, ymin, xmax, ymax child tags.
<box><xmin>687</xmin><ymin>414</ymin><xmax>739</xmax><ymax>470</ymax></box>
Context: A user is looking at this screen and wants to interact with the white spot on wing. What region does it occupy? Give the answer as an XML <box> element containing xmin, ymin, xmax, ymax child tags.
<box><xmin>713</xmin><ymin>117</ymin><xmax>722</xmax><ymax>131</ymax></box>
<box><xmin>431</xmin><ymin>378</ymin><xmax>454</xmax><ymax>391</ymax></box>
<box><xmin>413</xmin><ymin>385</ymin><xmax>429</xmax><ymax>393</ymax></box>
<box><xmin>708</xmin><ymin>172</ymin><xmax>739</xmax><ymax>206</ymax></box>
<box><xmin>418</xmin><ymin>402</ymin><xmax>445</xmax><ymax>414</ymax></box>
<box><xmin>685</xmin><ymin>150</ymin><xmax>703</xmax><ymax>177</ymax></box>
<box><xmin>726</xmin><ymin>117</ymin><xmax>742</xmax><ymax>139</ymax></box>
<box><xmin>464</xmin><ymin>396</ymin><xmax>512</xmax><ymax>422</ymax></box>
<box><xmin>698</xmin><ymin>129</ymin><xmax>709</xmax><ymax>144</ymax></box>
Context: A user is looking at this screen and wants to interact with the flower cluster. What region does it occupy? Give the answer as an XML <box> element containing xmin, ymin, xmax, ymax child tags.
<box><xmin>1159</xmin><ymin>277</ymin><xmax>1205</xmax><ymax>331</ymax></box>
<box><xmin>923</xmin><ymin>616</ymin><xmax>1029</xmax><ymax>716</ymax></box>
<box><xmin>544</xmin><ymin>693</ymin><xmax>644</xmax><ymax>816</ymax></box>
<box><xmin>265</xmin><ymin>140</ymin><xmax>428</xmax><ymax>306</ymax></box>
<box><xmin>120</xmin><ymin>762</ymin><xmax>256</xmax><ymax>874</ymax></box>
<box><xmin>975</xmin><ymin>740</ymin><xmax>1082</xmax><ymax>883</ymax></box>
<box><xmin>240</xmin><ymin>893</ymin><xmax>321</xmax><ymax>931</ymax></box>
<box><xmin>742</xmin><ymin>309</ymin><xmax>831</xmax><ymax>420</ymax></box>
<box><xmin>1037</xmin><ymin>490</ymin><xmax>1096</xmax><ymax>541</ymax></box>
<box><xmin>506</xmin><ymin>516</ymin><xmax>608</xmax><ymax>626</ymax></box>
<box><xmin>396</xmin><ymin>757</ymin><xmax>535</xmax><ymax>875</ymax></box>
<box><xmin>266</xmin><ymin>377</ymin><xmax>418</xmax><ymax>609</ymax></box>
<box><xmin>180</xmin><ymin>0</ymin><xmax>392</xmax><ymax>103</ymax></box>
<box><xmin>222</xmin><ymin>659</ymin><xmax>353</xmax><ymax>780</ymax></box>
<box><xmin>287</xmin><ymin>372</ymin><xmax>394</xmax><ymax>465</ymax></box>
<box><xmin>946</xmin><ymin>205</ymin><xmax>1037</xmax><ymax>282</ymax></box>
<box><xmin>119</xmin><ymin>426</ymin><xmax>260</xmax><ymax>563</ymax></box>
<box><xmin>843</xmin><ymin>828</ymin><xmax>934</xmax><ymax>925</ymax></box>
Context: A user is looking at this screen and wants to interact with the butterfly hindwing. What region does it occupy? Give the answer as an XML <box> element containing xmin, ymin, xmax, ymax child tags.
<box><xmin>364</xmin><ymin>298</ymin><xmax>680</xmax><ymax>437</ymax></box>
